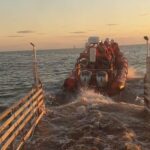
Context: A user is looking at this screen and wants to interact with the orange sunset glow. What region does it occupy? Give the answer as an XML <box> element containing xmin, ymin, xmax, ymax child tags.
<box><xmin>0</xmin><ymin>0</ymin><xmax>150</xmax><ymax>51</ymax></box>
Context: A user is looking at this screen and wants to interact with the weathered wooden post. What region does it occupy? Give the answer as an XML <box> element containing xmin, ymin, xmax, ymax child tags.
<box><xmin>30</xmin><ymin>43</ymin><xmax>40</xmax><ymax>88</ymax></box>
<box><xmin>144</xmin><ymin>36</ymin><xmax>150</xmax><ymax>112</ymax></box>
<box><xmin>0</xmin><ymin>43</ymin><xmax>45</xmax><ymax>150</ymax></box>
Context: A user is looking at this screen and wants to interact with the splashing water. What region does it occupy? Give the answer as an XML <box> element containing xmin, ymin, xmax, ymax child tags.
<box><xmin>78</xmin><ymin>89</ymin><xmax>113</xmax><ymax>104</ymax></box>
<box><xmin>27</xmin><ymin>79</ymin><xmax>150</xmax><ymax>150</ymax></box>
<box><xmin>127</xmin><ymin>66</ymin><xmax>141</xmax><ymax>79</ymax></box>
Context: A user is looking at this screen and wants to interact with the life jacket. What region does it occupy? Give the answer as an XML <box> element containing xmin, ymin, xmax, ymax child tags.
<box><xmin>96</xmin><ymin>44</ymin><xmax>114</xmax><ymax>69</ymax></box>
<box><xmin>110</xmin><ymin>42</ymin><xmax>128</xmax><ymax>83</ymax></box>
<box><xmin>110</xmin><ymin>42</ymin><xmax>120</xmax><ymax>55</ymax></box>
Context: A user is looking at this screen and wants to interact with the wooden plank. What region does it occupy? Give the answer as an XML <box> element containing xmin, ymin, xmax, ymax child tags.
<box><xmin>1</xmin><ymin>100</ymin><xmax>44</xmax><ymax>150</ymax></box>
<box><xmin>0</xmin><ymin>88</ymin><xmax>43</xmax><ymax>133</ymax></box>
<box><xmin>0</xmin><ymin>88</ymin><xmax>43</xmax><ymax>134</ymax></box>
<box><xmin>0</xmin><ymin>95</ymin><xmax>43</xmax><ymax>143</ymax></box>
<box><xmin>0</xmin><ymin>88</ymin><xmax>36</xmax><ymax>121</ymax></box>
<box><xmin>0</xmin><ymin>95</ymin><xmax>43</xmax><ymax>144</ymax></box>
<box><xmin>0</xmin><ymin>83</ymin><xmax>43</xmax><ymax>121</ymax></box>
<box><xmin>16</xmin><ymin>111</ymin><xmax>44</xmax><ymax>150</ymax></box>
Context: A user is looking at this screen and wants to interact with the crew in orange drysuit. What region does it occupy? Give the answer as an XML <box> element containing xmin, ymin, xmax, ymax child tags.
<box><xmin>85</xmin><ymin>38</ymin><xmax>127</xmax><ymax>95</ymax></box>
<box><xmin>103</xmin><ymin>39</ymin><xmax>128</xmax><ymax>95</ymax></box>
<box><xmin>63</xmin><ymin>39</ymin><xmax>128</xmax><ymax>95</ymax></box>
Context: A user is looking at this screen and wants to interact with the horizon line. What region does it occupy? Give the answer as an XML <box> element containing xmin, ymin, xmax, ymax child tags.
<box><xmin>0</xmin><ymin>43</ymin><xmax>146</xmax><ymax>52</ymax></box>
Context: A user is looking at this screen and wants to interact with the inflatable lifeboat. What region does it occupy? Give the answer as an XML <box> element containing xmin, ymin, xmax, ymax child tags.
<box><xmin>63</xmin><ymin>37</ymin><xmax>128</xmax><ymax>96</ymax></box>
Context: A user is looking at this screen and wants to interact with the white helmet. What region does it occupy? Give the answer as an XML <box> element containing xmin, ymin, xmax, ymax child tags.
<box><xmin>110</xmin><ymin>39</ymin><xmax>114</xmax><ymax>44</ymax></box>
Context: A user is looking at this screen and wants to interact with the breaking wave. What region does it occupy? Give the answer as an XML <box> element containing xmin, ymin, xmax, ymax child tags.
<box><xmin>27</xmin><ymin>78</ymin><xmax>150</xmax><ymax>150</ymax></box>
<box><xmin>78</xmin><ymin>89</ymin><xmax>113</xmax><ymax>104</ymax></box>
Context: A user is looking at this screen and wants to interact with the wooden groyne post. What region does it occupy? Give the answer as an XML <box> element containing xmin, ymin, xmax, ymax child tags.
<box><xmin>0</xmin><ymin>43</ymin><xmax>46</xmax><ymax>149</ymax></box>
<box><xmin>144</xmin><ymin>36</ymin><xmax>150</xmax><ymax>111</ymax></box>
<box><xmin>30</xmin><ymin>42</ymin><xmax>40</xmax><ymax>87</ymax></box>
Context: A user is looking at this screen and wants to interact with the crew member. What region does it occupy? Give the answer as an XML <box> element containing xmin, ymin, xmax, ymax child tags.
<box><xmin>63</xmin><ymin>37</ymin><xmax>128</xmax><ymax>95</ymax></box>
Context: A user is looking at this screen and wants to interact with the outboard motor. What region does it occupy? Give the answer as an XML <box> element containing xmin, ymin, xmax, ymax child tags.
<box><xmin>96</xmin><ymin>71</ymin><xmax>108</xmax><ymax>88</ymax></box>
<box><xmin>80</xmin><ymin>70</ymin><xmax>92</xmax><ymax>86</ymax></box>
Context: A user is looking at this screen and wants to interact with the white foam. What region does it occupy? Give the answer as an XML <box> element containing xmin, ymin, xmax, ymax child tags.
<box><xmin>78</xmin><ymin>89</ymin><xmax>113</xmax><ymax>104</ymax></box>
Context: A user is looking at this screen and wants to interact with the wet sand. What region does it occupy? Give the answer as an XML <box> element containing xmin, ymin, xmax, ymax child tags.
<box><xmin>27</xmin><ymin>78</ymin><xmax>150</xmax><ymax>150</ymax></box>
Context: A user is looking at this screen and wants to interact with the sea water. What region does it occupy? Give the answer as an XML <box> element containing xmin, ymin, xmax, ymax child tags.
<box><xmin>0</xmin><ymin>44</ymin><xmax>147</xmax><ymax>107</ymax></box>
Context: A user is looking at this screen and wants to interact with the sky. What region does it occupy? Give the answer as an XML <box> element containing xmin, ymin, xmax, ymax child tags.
<box><xmin>0</xmin><ymin>0</ymin><xmax>150</xmax><ymax>51</ymax></box>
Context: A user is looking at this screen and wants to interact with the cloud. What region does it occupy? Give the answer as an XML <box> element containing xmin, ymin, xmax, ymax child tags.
<box><xmin>17</xmin><ymin>30</ymin><xmax>35</xmax><ymax>34</ymax></box>
<box><xmin>8</xmin><ymin>35</ymin><xmax>24</xmax><ymax>38</ymax></box>
<box><xmin>70</xmin><ymin>31</ymin><xmax>86</xmax><ymax>34</ymax></box>
<box><xmin>106</xmin><ymin>24</ymin><xmax>118</xmax><ymax>26</ymax></box>
<box><xmin>62</xmin><ymin>35</ymin><xmax>87</xmax><ymax>39</ymax></box>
